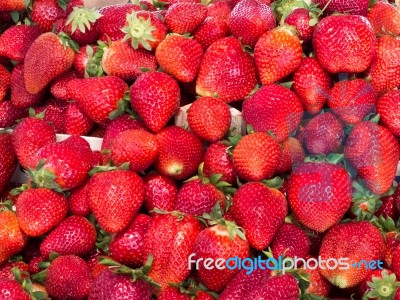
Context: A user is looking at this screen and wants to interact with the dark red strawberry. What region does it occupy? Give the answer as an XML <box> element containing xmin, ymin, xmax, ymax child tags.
<box><xmin>158</xmin><ymin>285</ymin><xmax>214</xmax><ymax>300</ymax></box>
<box><xmin>377</xmin><ymin>90</ymin><xmax>400</xmax><ymax>138</ymax></box>
<box><xmin>0</xmin><ymin>132</ymin><xmax>17</xmax><ymax>195</ymax></box>
<box><xmin>391</xmin><ymin>245</ymin><xmax>400</xmax><ymax>279</ymax></box>
<box><xmin>194</xmin><ymin>17</ymin><xmax>229</xmax><ymax>50</ymax></box>
<box><xmin>271</xmin><ymin>223</ymin><xmax>310</xmax><ymax>260</ymax></box>
<box><xmin>68</xmin><ymin>181</ymin><xmax>91</xmax><ymax>216</ymax></box>
<box><xmin>276</xmin><ymin>137</ymin><xmax>305</xmax><ymax>174</ymax></box>
<box><xmin>375</xmin><ymin>194</ymin><xmax>399</xmax><ymax>220</ymax></box>
<box><xmin>165</xmin><ymin>3</ymin><xmax>207</xmax><ymax>34</ymax></box>
<box><xmin>143</xmin><ymin>173</ymin><xmax>177</xmax><ymax>213</ymax></box>
<box><xmin>248</xmin><ymin>274</ymin><xmax>300</xmax><ymax>299</ymax></box>
<box><xmin>0</xmin><ymin>101</ymin><xmax>27</xmax><ymax>128</ymax></box>
<box><xmin>64</xmin><ymin>102</ymin><xmax>94</xmax><ymax>136</ymax></box>
<box><xmin>203</xmin><ymin>142</ymin><xmax>237</xmax><ymax>184</ymax></box>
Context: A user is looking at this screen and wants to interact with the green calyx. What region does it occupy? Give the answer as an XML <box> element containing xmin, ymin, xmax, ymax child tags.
<box><xmin>150</xmin><ymin>208</ymin><xmax>186</xmax><ymax>221</ymax></box>
<box><xmin>12</xmin><ymin>267</ymin><xmax>48</xmax><ymax>300</ymax></box>
<box><xmin>84</xmin><ymin>44</ymin><xmax>104</xmax><ymax>78</ymax></box>
<box><xmin>169</xmin><ymin>278</ymin><xmax>218</xmax><ymax>299</ymax></box>
<box><xmin>25</xmin><ymin>159</ymin><xmax>64</xmax><ymax>193</ymax></box>
<box><xmin>262</xmin><ymin>176</ymin><xmax>284</xmax><ymax>190</ymax></box>
<box><xmin>304</xmin><ymin>153</ymin><xmax>344</xmax><ymax>165</ymax></box>
<box><xmin>365</xmin><ymin>270</ymin><xmax>400</xmax><ymax>300</ymax></box>
<box><xmin>66</xmin><ymin>7</ymin><xmax>102</xmax><ymax>34</ymax></box>
<box><xmin>351</xmin><ymin>180</ymin><xmax>381</xmax><ymax>221</ymax></box>
<box><xmin>58</xmin><ymin>32</ymin><xmax>79</xmax><ymax>52</ymax></box>
<box><xmin>88</xmin><ymin>162</ymin><xmax>130</xmax><ymax>176</ymax></box>
<box><xmin>121</xmin><ymin>12</ymin><xmax>156</xmax><ymax>51</ymax></box>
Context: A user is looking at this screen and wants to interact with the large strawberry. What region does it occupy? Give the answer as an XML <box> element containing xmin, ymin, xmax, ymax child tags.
<box><xmin>288</xmin><ymin>162</ymin><xmax>352</xmax><ymax>232</ymax></box>
<box><xmin>87</xmin><ymin>169</ymin><xmax>144</xmax><ymax>233</ymax></box>
<box><xmin>0</xmin><ymin>211</ymin><xmax>26</xmax><ymax>265</ymax></box>
<box><xmin>143</xmin><ymin>173</ymin><xmax>177</xmax><ymax>212</ymax></box>
<box><xmin>242</xmin><ymin>84</ymin><xmax>303</xmax><ymax>142</ymax></box>
<box><xmin>24</xmin><ymin>32</ymin><xmax>75</xmax><ymax>95</ymax></box>
<box><xmin>313</xmin><ymin>15</ymin><xmax>376</xmax><ymax>73</ymax></box>
<box><xmin>231</xmin><ymin>182</ymin><xmax>288</xmax><ymax>250</ymax></box>
<box><xmin>319</xmin><ymin>221</ymin><xmax>385</xmax><ymax>288</ymax></box>
<box><xmin>165</xmin><ymin>3</ymin><xmax>207</xmax><ymax>34</ymax></box>
<box><xmin>130</xmin><ymin>72</ymin><xmax>180</xmax><ymax>133</ymax></box>
<box><xmin>0</xmin><ymin>132</ymin><xmax>17</xmax><ymax>195</ymax></box>
<box><xmin>377</xmin><ymin>90</ymin><xmax>400</xmax><ymax>138</ymax></box>
<box><xmin>196</xmin><ymin>37</ymin><xmax>257</xmax><ymax>102</ymax></box>
<box><xmin>368</xmin><ymin>1</ymin><xmax>400</xmax><ymax>36</ymax></box>
<box><xmin>344</xmin><ymin>121</ymin><xmax>400</xmax><ymax>195</ymax></box>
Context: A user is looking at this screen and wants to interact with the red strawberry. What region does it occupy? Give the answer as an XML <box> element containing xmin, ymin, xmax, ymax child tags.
<box><xmin>31</xmin><ymin>0</ymin><xmax>67</xmax><ymax>32</ymax></box>
<box><xmin>203</xmin><ymin>142</ymin><xmax>236</xmax><ymax>184</ymax></box>
<box><xmin>250</xmin><ymin>274</ymin><xmax>300</xmax><ymax>299</ymax></box>
<box><xmin>0</xmin><ymin>0</ymin><xmax>25</xmax><ymax>10</ymax></box>
<box><xmin>368</xmin><ymin>1</ymin><xmax>400</xmax><ymax>36</ymax></box>
<box><xmin>187</xmin><ymin>97</ymin><xmax>231</xmax><ymax>142</ymax></box>
<box><xmin>73</xmin><ymin>45</ymin><xmax>97</xmax><ymax>78</ymax></box>
<box><xmin>40</xmin><ymin>215</ymin><xmax>96</xmax><ymax>257</ymax></box>
<box><xmin>67</xmin><ymin>76</ymin><xmax>129</xmax><ymax>124</ymax></box>
<box><xmin>344</xmin><ymin>121</ymin><xmax>400</xmax><ymax>195</ymax></box>
<box><xmin>243</xmin><ymin>84</ymin><xmax>303</xmax><ymax>142</ymax></box>
<box><xmin>300</xmin><ymin>263</ymin><xmax>332</xmax><ymax>297</ymax></box>
<box><xmin>24</xmin><ymin>32</ymin><xmax>75</xmax><ymax>95</ymax></box>
<box><xmin>165</xmin><ymin>3</ymin><xmax>207</xmax><ymax>34</ymax></box>
<box><xmin>16</xmin><ymin>188</ymin><xmax>68</xmax><ymax>237</ymax></box>
<box><xmin>0</xmin><ymin>65</ymin><xmax>10</xmax><ymax>103</ymax></box>
<box><xmin>159</xmin><ymin>285</ymin><xmax>214</xmax><ymax>300</ymax></box>
<box><xmin>130</xmin><ymin>72</ymin><xmax>180</xmax><ymax>133</ymax></box>
<box><xmin>231</xmin><ymin>182</ymin><xmax>288</xmax><ymax>250</ymax></box>
<box><xmin>33</xmin><ymin>99</ymin><xmax>68</xmax><ymax>133</ymax></box>
<box><xmin>0</xmin><ymin>101</ymin><xmax>27</xmax><ymax>128</ymax></box>
<box><xmin>109</xmin><ymin>214</ymin><xmax>151</xmax><ymax>267</ymax></box>
<box><xmin>313</xmin><ymin>15</ymin><xmax>376</xmax><ymax>73</ymax></box>
<box><xmin>88</xmin><ymin>170</ymin><xmax>144</xmax><ymax>233</ymax></box>
<box><xmin>206</xmin><ymin>0</ymin><xmax>233</xmax><ymax>20</ymax></box>
<box><xmin>304</xmin><ymin>112</ymin><xmax>345</xmax><ymax>155</ymax></box>
<box><xmin>392</xmin><ymin>245</ymin><xmax>400</xmax><ymax>278</ymax></box>
<box><xmin>377</xmin><ymin>90</ymin><xmax>400</xmax><ymax>138</ymax></box>
<box><xmin>194</xmin><ymin>17</ymin><xmax>229</xmax><ymax>50</ymax></box>
<box><xmin>50</xmin><ymin>70</ymin><xmax>78</xmax><ymax>101</ymax></box>
<box><xmin>64</xmin><ymin>7</ymin><xmax>101</xmax><ymax>46</ymax></box>
<box><xmin>155</xmin><ymin>35</ymin><xmax>203</xmax><ymax>83</ymax></box>
<box><xmin>64</xmin><ymin>102</ymin><xmax>94</xmax><ymax>136</ymax></box>
<box><xmin>271</xmin><ymin>223</ymin><xmax>310</xmax><ymax>259</ymax></box>
<box><xmin>68</xmin><ymin>181</ymin><xmax>91</xmax><ymax>216</ymax></box>
<box><xmin>143</xmin><ymin>173</ymin><xmax>177</xmax><ymax>212</ymax></box>
<box><xmin>293</xmin><ymin>57</ymin><xmax>332</xmax><ymax>114</ymax></box>
<box><xmin>327</xmin><ymin>79</ymin><xmax>377</xmax><ymax>125</ymax></box>
<box><xmin>369</xmin><ymin>35</ymin><xmax>400</xmax><ymax>95</ymax></box>
<box><xmin>276</xmin><ymin>137</ymin><xmax>305</xmax><ymax>174</ymax></box>
<box><xmin>196</xmin><ymin>37</ymin><xmax>257</xmax><ymax>102</ymax></box>
<box><xmin>110</xmin><ymin>129</ymin><xmax>160</xmax><ymax>172</ymax></box>
<box><xmin>46</xmin><ymin>255</ymin><xmax>93</xmax><ymax>300</ymax></box>
<box><xmin>314</xmin><ymin>0</ymin><xmax>369</xmax><ymax>15</ymax></box>
<box><xmin>12</xmin><ymin>116</ymin><xmax>56</xmax><ymax>169</ymax></box>
<box><xmin>0</xmin><ymin>133</ymin><xmax>17</xmax><ymax>195</ymax></box>
<box><xmin>0</xmin><ymin>211</ymin><xmax>26</xmax><ymax>265</ymax></box>
<box><xmin>228</xmin><ymin>0</ymin><xmax>275</xmax><ymax>47</ymax></box>
<box><xmin>319</xmin><ymin>221</ymin><xmax>385</xmax><ymax>288</ymax></box>
<box><xmin>284</xmin><ymin>8</ymin><xmax>317</xmax><ymax>43</ymax></box>
<box><xmin>288</xmin><ymin>162</ymin><xmax>352</xmax><ymax>232</ymax></box>
<box><xmin>0</xmin><ymin>279</ymin><xmax>30</xmax><ymax>300</ymax></box>
<box><xmin>144</xmin><ymin>213</ymin><xmax>202</xmax><ymax>291</ymax></box>
<box><xmin>254</xmin><ymin>27</ymin><xmax>303</xmax><ymax>85</ymax></box>
<box><xmin>358</xmin><ymin>269</ymin><xmax>399</xmax><ymax>300</ymax></box>
<box><xmin>0</xmin><ymin>261</ymin><xmax>29</xmax><ymax>280</ymax></box>
<box><xmin>101</xmin><ymin>41</ymin><xmax>157</xmax><ymax>82</ymax></box>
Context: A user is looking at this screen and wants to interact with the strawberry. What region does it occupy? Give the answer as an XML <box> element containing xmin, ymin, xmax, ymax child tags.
<box><xmin>0</xmin><ymin>0</ymin><xmax>25</xmax><ymax>11</ymax></box>
<box><xmin>40</xmin><ymin>215</ymin><xmax>96</xmax><ymax>257</ymax></box>
<box><xmin>33</xmin><ymin>99</ymin><xmax>68</xmax><ymax>134</ymax></box>
<box><xmin>144</xmin><ymin>212</ymin><xmax>202</xmax><ymax>291</ymax></box>
<box><xmin>293</xmin><ymin>57</ymin><xmax>331</xmax><ymax>114</ymax></box>
<box><xmin>10</xmin><ymin>64</ymin><xmax>44</xmax><ymax>109</ymax></box>
<box><xmin>187</xmin><ymin>97</ymin><xmax>231</xmax><ymax>142</ymax></box>
<box><xmin>130</xmin><ymin>72</ymin><xmax>180</xmax><ymax>133</ymax></box>
<box><xmin>68</xmin><ymin>181</ymin><xmax>91</xmax><ymax>216</ymax></box>
<box><xmin>358</xmin><ymin>269</ymin><xmax>399</xmax><ymax>300</ymax></box>
<box><xmin>64</xmin><ymin>102</ymin><xmax>94</xmax><ymax>136</ymax></box>
<box><xmin>254</xmin><ymin>27</ymin><xmax>303</xmax><ymax>85</ymax></box>
<box><xmin>50</xmin><ymin>70</ymin><xmax>78</xmax><ymax>101</ymax></box>
<box><xmin>196</xmin><ymin>37</ymin><xmax>257</xmax><ymax>102</ymax></box>
<box><xmin>73</xmin><ymin>45</ymin><xmax>97</xmax><ymax>78</ymax></box>
<box><xmin>313</xmin><ymin>15</ymin><xmax>376</xmax><ymax>73</ymax></box>
<box><xmin>159</xmin><ymin>285</ymin><xmax>214</xmax><ymax>300</ymax></box>
<box><xmin>303</xmin><ymin>112</ymin><xmax>345</xmax><ymax>155</ymax></box>
<box><xmin>284</xmin><ymin>8</ymin><xmax>317</xmax><ymax>43</ymax></box>
<box><xmin>29</xmin><ymin>136</ymin><xmax>93</xmax><ymax>190</ymax></box>
<box><xmin>16</xmin><ymin>188</ymin><xmax>68</xmax><ymax>237</ymax></box>
<box><xmin>228</xmin><ymin>0</ymin><xmax>275</xmax><ymax>47</ymax></box>
<box><xmin>31</xmin><ymin>0</ymin><xmax>67</xmax><ymax>32</ymax></box>
<box><xmin>231</xmin><ymin>182</ymin><xmax>288</xmax><ymax>250</ymax></box>
<box><xmin>206</xmin><ymin>0</ymin><xmax>233</xmax><ymax>20</ymax></box>
<box><xmin>155</xmin><ymin>35</ymin><xmax>203</xmax><ymax>83</ymax></box>
<box><xmin>203</xmin><ymin>142</ymin><xmax>237</xmax><ymax>184</ymax></box>
<box><xmin>0</xmin><ymin>65</ymin><xmax>10</xmax><ymax>103</ymax></box>
<box><xmin>375</xmin><ymin>194</ymin><xmax>399</xmax><ymax>220</ymax></box>
<box><xmin>143</xmin><ymin>173</ymin><xmax>177</xmax><ymax>212</ymax></box>
<box><xmin>288</xmin><ymin>162</ymin><xmax>352</xmax><ymax>232</ymax></box>
<box><xmin>0</xmin><ymin>279</ymin><xmax>30</xmax><ymax>300</ymax></box>
<box><xmin>0</xmin><ymin>211</ymin><xmax>26</xmax><ymax>265</ymax></box>
<box><xmin>0</xmin><ymin>101</ymin><xmax>27</xmax><ymax>128</ymax></box>
<box><xmin>276</xmin><ymin>137</ymin><xmax>305</xmax><ymax>174</ymax></box>
<box><xmin>377</xmin><ymin>90</ymin><xmax>400</xmax><ymax>138</ymax></box>
<box><xmin>271</xmin><ymin>223</ymin><xmax>310</xmax><ymax>259</ymax></box>
<box><xmin>101</xmin><ymin>41</ymin><xmax>157</xmax><ymax>82</ymax></box>
<box><xmin>88</xmin><ymin>170</ymin><xmax>144</xmax><ymax>233</ymax></box>
<box><xmin>232</xmin><ymin>132</ymin><xmax>280</xmax><ymax>181</ymax></box>
<box><xmin>313</xmin><ymin>0</ymin><xmax>369</xmax><ymax>15</ymax></box>
<box><xmin>319</xmin><ymin>221</ymin><xmax>385</xmax><ymax>288</ymax></box>
<box><xmin>392</xmin><ymin>246</ymin><xmax>400</xmax><ymax>279</ymax></box>
<box><xmin>250</xmin><ymin>274</ymin><xmax>300</xmax><ymax>299</ymax></box>
<box><xmin>344</xmin><ymin>121</ymin><xmax>400</xmax><ymax>195</ymax></box>
<box><xmin>0</xmin><ymin>261</ymin><xmax>29</xmax><ymax>280</ymax></box>
<box><xmin>242</xmin><ymin>84</ymin><xmax>303</xmax><ymax>142</ymax></box>
<box><xmin>24</xmin><ymin>32</ymin><xmax>75</xmax><ymax>95</ymax></box>
<box><xmin>110</xmin><ymin>129</ymin><xmax>160</xmax><ymax>173</ymax></box>
<box><xmin>300</xmin><ymin>263</ymin><xmax>332</xmax><ymax>297</ymax></box>
<box><xmin>109</xmin><ymin>214</ymin><xmax>151</xmax><ymax>267</ymax></box>
<box><xmin>0</xmin><ymin>132</ymin><xmax>17</xmax><ymax>195</ymax></box>
<box><xmin>67</xmin><ymin>76</ymin><xmax>129</xmax><ymax>124</ymax></box>
<box><xmin>370</xmin><ymin>35</ymin><xmax>400</xmax><ymax>95</ymax></box>
<box><xmin>165</xmin><ymin>3</ymin><xmax>208</xmax><ymax>34</ymax></box>
<box><xmin>327</xmin><ymin>79</ymin><xmax>377</xmax><ymax>125</ymax></box>
<box><xmin>45</xmin><ymin>255</ymin><xmax>93</xmax><ymax>300</ymax></box>
<box><xmin>194</xmin><ymin>17</ymin><xmax>229</xmax><ymax>50</ymax></box>
<box><xmin>12</xmin><ymin>116</ymin><xmax>56</xmax><ymax>169</ymax></box>
<box><xmin>368</xmin><ymin>1</ymin><xmax>400</xmax><ymax>36</ymax></box>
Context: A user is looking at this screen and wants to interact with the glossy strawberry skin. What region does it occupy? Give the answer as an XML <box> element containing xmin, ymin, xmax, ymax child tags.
<box><xmin>368</xmin><ymin>1</ymin><xmax>400</xmax><ymax>36</ymax></box>
<box><xmin>194</xmin><ymin>17</ymin><xmax>230</xmax><ymax>50</ymax></box>
<box><xmin>0</xmin><ymin>101</ymin><xmax>27</xmax><ymax>128</ymax></box>
<box><xmin>203</xmin><ymin>142</ymin><xmax>237</xmax><ymax>184</ymax></box>
<box><xmin>391</xmin><ymin>245</ymin><xmax>400</xmax><ymax>279</ymax></box>
<box><xmin>313</xmin><ymin>15</ymin><xmax>376</xmax><ymax>73</ymax></box>
<box><xmin>68</xmin><ymin>181</ymin><xmax>91</xmax><ymax>216</ymax></box>
<box><xmin>271</xmin><ymin>223</ymin><xmax>310</xmax><ymax>260</ymax></box>
<box><xmin>276</xmin><ymin>137</ymin><xmax>305</xmax><ymax>174</ymax></box>
<box><xmin>143</xmin><ymin>173</ymin><xmax>177</xmax><ymax>213</ymax></box>
<box><xmin>314</xmin><ymin>0</ymin><xmax>369</xmax><ymax>15</ymax></box>
<box><xmin>300</xmin><ymin>263</ymin><xmax>332</xmax><ymax>297</ymax></box>
<box><xmin>288</xmin><ymin>162</ymin><xmax>352</xmax><ymax>232</ymax></box>
<box><xmin>0</xmin><ymin>211</ymin><xmax>26</xmax><ymax>265</ymax></box>
<box><xmin>377</xmin><ymin>90</ymin><xmax>400</xmax><ymax>138</ymax></box>
<box><xmin>0</xmin><ymin>133</ymin><xmax>17</xmax><ymax>195</ymax></box>
<box><xmin>0</xmin><ymin>261</ymin><xmax>30</xmax><ymax>280</ymax></box>
<box><xmin>50</xmin><ymin>70</ymin><xmax>78</xmax><ymax>101</ymax></box>
<box><xmin>0</xmin><ymin>279</ymin><xmax>30</xmax><ymax>300</ymax></box>
<box><xmin>31</xmin><ymin>0</ymin><xmax>67</xmax><ymax>32</ymax></box>
<box><xmin>165</xmin><ymin>3</ymin><xmax>207</xmax><ymax>34</ymax></box>
<box><xmin>0</xmin><ymin>65</ymin><xmax>10</xmax><ymax>103</ymax></box>
<box><xmin>250</xmin><ymin>274</ymin><xmax>300</xmax><ymax>299</ymax></box>
<box><xmin>285</xmin><ymin>8</ymin><xmax>315</xmax><ymax>43</ymax></box>
<box><xmin>64</xmin><ymin>102</ymin><xmax>94</xmax><ymax>136</ymax></box>
<box><xmin>0</xmin><ymin>0</ymin><xmax>25</xmax><ymax>11</ymax></box>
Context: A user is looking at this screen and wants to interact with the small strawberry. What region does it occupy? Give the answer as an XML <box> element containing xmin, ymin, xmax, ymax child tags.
<box><xmin>165</xmin><ymin>3</ymin><xmax>208</xmax><ymax>34</ymax></box>
<box><xmin>187</xmin><ymin>97</ymin><xmax>231</xmax><ymax>142</ymax></box>
<box><xmin>64</xmin><ymin>102</ymin><xmax>94</xmax><ymax>136</ymax></box>
<box><xmin>68</xmin><ymin>181</ymin><xmax>91</xmax><ymax>216</ymax></box>
<box><xmin>203</xmin><ymin>142</ymin><xmax>237</xmax><ymax>184</ymax></box>
<box><xmin>31</xmin><ymin>0</ymin><xmax>67</xmax><ymax>32</ymax></box>
<box><xmin>130</xmin><ymin>72</ymin><xmax>180</xmax><ymax>133</ymax></box>
<box><xmin>284</xmin><ymin>7</ymin><xmax>318</xmax><ymax>43</ymax></box>
<box><xmin>194</xmin><ymin>17</ymin><xmax>229</xmax><ymax>50</ymax></box>
<box><xmin>271</xmin><ymin>223</ymin><xmax>310</xmax><ymax>259</ymax></box>
<box><xmin>242</xmin><ymin>84</ymin><xmax>304</xmax><ymax>142</ymax></box>
<box><xmin>155</xmin><ymin>35</ymin><xmax>203</xmax><ymax>83</ymax></box>
<box><xmin>0</xmin><ymin>211</ymin><xmax>26</xmax><ymax>265</ymax></box>
<box><xmin>50</xmin><ymin>70</ymin><xmax>78</xmax><ymax>101</ymax></box>
<box><xmin>143</xmin><ymin>173</ymin><xmax>177</xmax><ymax>212</ymax></box>
<box><xmin>276</xmin><ymin>137</ymin><xmax>305</xmax><ymax>174</ymax></box>
<box><xmin>196</xmin><ymin>37</ymin><xmax>257</xmax><ymax>102</ymax></box>
<box><xmin>40</xmin><ymin>215</ymin><xmax>96</xmax><ymax>257</ymax></box>
<box><xmin>0</xmin><ymin>65</ymin><xmax>10</xmax><ymax>103</ymax></box>
<box><xmin>377</xmin><ymin>90</ymin><xmax>400</xmax><ymax>138</ymax></box>
<box><xmin>314</xmin><ymin>0</ymin><xmax>369</xmax><ymax>15</ymax></box>
<box><xmin>0</xmin><ymin>132</ymin><xmax>17</xmax><ymax>195</ymax></box>
<box><xmin>368</xmin><ymin>1</ymin><xmax>400</xmax><ymax>36</ymax></box>
<box><xmin>0</xmin><ymin>101</ymin><xmax>27</xmax><ymax>128</ymax></box>
<box><xmin>0</xmin><ymin>0</ymin><xmax>25</xmax><ymax>11</ymax></box>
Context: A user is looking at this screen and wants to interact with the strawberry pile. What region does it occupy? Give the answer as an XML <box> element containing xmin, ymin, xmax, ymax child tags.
<box><xmin>1</xmin><ymin>0</ymin><xmax>400</xmax><ymax>299</ymax></box>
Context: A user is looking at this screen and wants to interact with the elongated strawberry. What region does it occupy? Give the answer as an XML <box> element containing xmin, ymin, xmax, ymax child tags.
<box><xmin>40</xmin><ymin>215</ymin><xmax>96</xmax><ymax>257</ymax></box>
<box><xmin>16</xmin><ymin>188</ymin><xmax>68</xmax><ymax>237</ymax></box>
<box><xmin>24</xmin><ymin>32</ymin><xmax>75</xmax><ymax>95</ymax></box>
<box><xmin>196</xmin><ymin>37</ymin><xmax>257</xmax><ymax>102</ymax></box>
<box><xmin>276</xmin><ymin>137</ymin><xmax>305</xmax><ymax>174</ymax></box>
<box><xmin>64</xmin><ymin>102</ymin><xmax>94</xmax><ymax>136</ymax></box>
<box><xmin>313</xmin><ymin>15</ymin><xmax>376</xmax><ymax>73</ymax></box>
<box><xmin>243</xmin><ymin>84</ymin><xmax>303</xmax><ymax>142</ymax></box>
<box><xmin>0</xmin><ymin>211</ymin><xmax>26</xmax><ymax>264</ymax></box>
<box><xmin>377</xmin><ymin>90</ymin><xmax>400</xmax><ymax>138</ymax></box>
<box><xmin>368</xmin><ymin>1</ymin><xmax>400</xmax><ymax>36</ymax></box>
<box><xmin>0</xmin><ymin>101</ymin><xmax>27</xmax><ymax>128</ymax></box>
<box><xmin>88</xmin><ymin>170</ymin><xmax>144</xmax><ymax>233</ymax></box>
<box><xmin>67</xmin><ymin>76</ymin><xmax>129</xmax><ymax>124</ymax></box>
<box><xmin>0</xmin><ymin>133</ymin><xmax>17</xmax><ymax>195</ymax></box>
<box><xmin>345</xmin><ymin>121</ymin><xmax>400</xmax><ymax>195</ymax></box>
<box><xmin>319</xmin><ymin>221</ymin><xmax>385</xmax><ymax>288</ymax></box>
<box><xmin>143</xmin><ymin>173</ymin><xmax>177</xmax><ymax>212</ymax></box>
<box><xmin>68</xmin><ymin>181</ymin><xmax>91</xmax><ymax>216</ymax></box>
<box><xmin>31</xmin><ymin>0</ymin><xmax>67</xmax><ymax>32</ymax></box>
<box><xmin>194</xmin><ymin>17</ymin><xmax>229</xmax><ymax>50</ymax></box>
<box><xmin>130</xmin><ymin>72</ymin><xmax>180</xmax><ymax>133</ymax></box>
<box><xmin>203</xmin><ymin>142</ymin><xmax>236</xmax><ymax>184</ymax></box>
<box><xmin>165</xmin><ymin>3</ymin><xmax>207</xmax><ymax>34</ymax></box>
<box><xmin>155</xmin><ymin>35</ymin><xmax>203</xmax><ymax>83</ymax></box>
<box><xmin>314</xmin><ymin>0</ymin><xmax>369</xmax><ymax>15</ymax></box>
<box><xmin>64</xmin><ymin>7</ymin><xmax>101</xmax><ymax>46</ymax></box>
<box><xmin>288</xmin><ymin>162</ymin><xmax>352</xmax><ymax>232</ymax></box>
